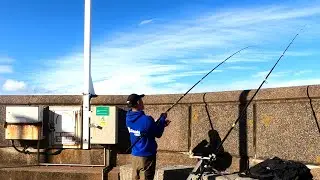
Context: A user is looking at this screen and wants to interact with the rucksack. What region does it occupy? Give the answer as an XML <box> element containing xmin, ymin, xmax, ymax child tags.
<box><xmin>246</xmin><ymin>157</ymin><xmax>313</xmax><ymax>180</ymax></box>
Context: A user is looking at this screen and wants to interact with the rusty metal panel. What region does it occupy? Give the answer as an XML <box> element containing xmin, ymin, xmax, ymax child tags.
<box><xmin>5</xmin><ymin>124</ymin><xmax>42</xmax><ymax>140</ymax></box>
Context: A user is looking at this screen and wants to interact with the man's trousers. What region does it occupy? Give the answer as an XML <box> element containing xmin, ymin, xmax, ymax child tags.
<box><xmin>131</xmin><ymin>155</ymin><xmax>156</xmax><ymax>180</ymax></box>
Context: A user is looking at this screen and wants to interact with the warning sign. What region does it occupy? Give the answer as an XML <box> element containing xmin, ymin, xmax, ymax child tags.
<box><xmin>99</xmin><ymin>117</ymin><xmax>107</xmax><ymax>127</ymax></box>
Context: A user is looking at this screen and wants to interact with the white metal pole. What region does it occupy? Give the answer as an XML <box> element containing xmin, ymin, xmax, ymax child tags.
<box><xmin>82</xmin><ymin>0</ymin><xmax>91</xmax><ymax>150</ymax></box>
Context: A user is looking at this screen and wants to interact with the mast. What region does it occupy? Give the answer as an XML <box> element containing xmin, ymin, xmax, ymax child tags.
<box><xmin>82</xmin><ymin>0</ymin><xmax>92</xmax><ymax>150</ymax></box>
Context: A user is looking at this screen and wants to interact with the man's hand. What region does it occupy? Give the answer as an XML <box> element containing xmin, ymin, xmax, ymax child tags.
<box><xmin>160</xmin><ymin>113</ymin><xmax>171</xmax><ymax>127</ymax></box>
<box><xmin>164</xmin><ymin>119</ymin><xmax>171</xmax><ymax>127</ymax></box>
<box><xmin>160</xmin><ymin>113</ymin><xmax>167</xmax><ymax>119</ymax></box>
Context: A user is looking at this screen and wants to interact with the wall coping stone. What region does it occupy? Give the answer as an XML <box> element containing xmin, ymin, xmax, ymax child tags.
<box><xmin>0</xmin><ymin>84</ymin><xmax>319</xmax><ymax>105</ymax></box>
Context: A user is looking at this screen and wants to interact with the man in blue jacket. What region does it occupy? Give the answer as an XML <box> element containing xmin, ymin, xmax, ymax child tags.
<box><xmin>126</xmin><ymin>93</ymin><xmax>170</xmax><ymax>180</ymax></box>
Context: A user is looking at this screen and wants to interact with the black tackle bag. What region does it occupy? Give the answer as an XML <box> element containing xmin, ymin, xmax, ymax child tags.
<box><xmin>246</xmin><ymin>157</ymin><xmax>313</xmax><ymax>180</ymax></box>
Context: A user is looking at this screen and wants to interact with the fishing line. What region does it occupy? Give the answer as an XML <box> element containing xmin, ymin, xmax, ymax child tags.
<box><xmin>125</xmin><ymin>46</ymin><xmax>251</xmax><ymax>154</ymax></box>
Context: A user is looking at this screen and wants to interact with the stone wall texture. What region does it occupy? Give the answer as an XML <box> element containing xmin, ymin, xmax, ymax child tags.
<box><xmin>0</xmin><ymin>84</ymin><xmax>319</xmax><ymax>168</ymax></box>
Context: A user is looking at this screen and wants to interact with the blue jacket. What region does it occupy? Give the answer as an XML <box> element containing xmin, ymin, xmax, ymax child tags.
<box><xmin>126</xmin><ymin>109</ymin><xmax>166</xmax><ymax>157</ymax></box>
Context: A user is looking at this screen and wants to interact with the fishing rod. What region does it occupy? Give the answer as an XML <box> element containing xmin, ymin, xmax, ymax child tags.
<box><xmin>164</xmin><ymin>46</ymin><xmax>250</xmax><ymax>114</ymax></box>
<box><xmin>125</xmin><ymin>46</ymin><xmax>250</xmax><ymax>154</ymax></box>
<box><xmin>195</xmin><ymin>27</ymin><xmax>305</xmax><ymax>180</ymax></box>
<box><xmin>214</xmin><ymin>28</ymin><xmax>303</xmax><ymax>154</ymax></box>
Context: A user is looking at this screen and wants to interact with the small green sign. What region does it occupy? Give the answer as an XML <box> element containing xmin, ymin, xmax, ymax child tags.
<box><xmin>96</xmin><ymin>106</ymin><xmax>109</xmax><ymax>116</ymax></box>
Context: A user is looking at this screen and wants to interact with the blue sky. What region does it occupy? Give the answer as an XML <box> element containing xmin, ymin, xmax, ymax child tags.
<box><xmin>0</xmin><ymin>0</ymin><xmax>320</xmax><ymax>95</ymax></box>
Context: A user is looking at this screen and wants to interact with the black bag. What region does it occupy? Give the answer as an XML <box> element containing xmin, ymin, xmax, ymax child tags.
<box><xmin>246</xmin><ymin>157</ymin><xmax>313</xmax><ymax>180</ymax></box>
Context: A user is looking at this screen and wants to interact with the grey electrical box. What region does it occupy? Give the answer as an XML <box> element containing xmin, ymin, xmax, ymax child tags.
<box><xmin>90</xmin><ymin>106</ymin><xmax>118</xmax><ymax>144</ymax></box>
<box><xmin>6</xmin><ymin>106</ymin><xmax>43</xmax><ymax>123</ymax></box>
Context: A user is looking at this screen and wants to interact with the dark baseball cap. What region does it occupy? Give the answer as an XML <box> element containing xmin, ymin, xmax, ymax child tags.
<box><xmin>126</xmin><ymin>94</ymin><xmax>145</xmax><ymax>107</ymax></box>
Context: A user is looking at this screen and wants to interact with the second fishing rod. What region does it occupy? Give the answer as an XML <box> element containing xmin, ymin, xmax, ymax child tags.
<box><xmin>125</xmin><ymin>46</ymin><xmax>250</xmax><ymax>154</ymax></box>
<box><xmin>214</xmin><ymin>28</ymin><xmax>304</xmax><ymax>154</ymax></box>
<box><xmin>195</xmin><ymin>27</ymin><xmax>305</xmax><ymax>180</ymax></box>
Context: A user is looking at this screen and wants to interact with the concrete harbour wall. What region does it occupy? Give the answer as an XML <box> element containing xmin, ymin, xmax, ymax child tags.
<box><xmin>0</xmin><ymin>84</ymin><xmax>319</xmax><ymax>172</ymax></box>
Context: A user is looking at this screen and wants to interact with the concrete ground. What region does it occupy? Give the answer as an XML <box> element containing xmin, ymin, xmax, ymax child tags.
<box><xmin>0</xmin><ymin>164</ymin><xmax>119</xmax><ymax>180</ymax></box>
<box><xmin>0</xmin><ymin>149</ymin><xmax>319</xmax><ymax>180</ymax></box>
<box><xmin>0</xmin><ymin>163</ymin><xmax>319</xmax><ymax>180</ymax></box>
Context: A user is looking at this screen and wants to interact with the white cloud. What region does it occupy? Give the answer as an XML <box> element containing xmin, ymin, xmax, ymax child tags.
<box><xmin>0</xmin><ymin>65</ymin><xmax>13</xmax><ymax>73</ymax></box>
<box><xmin>0</xmin><ymin>57</ymin><xmax>14</xmax><ymax>74</ymax></box>
<box><xmin>252</xmin><ymin>68</ymin><xmax>315</xmax><ymax>79</ymax></box>
<box><xmin>201</xmin><ymin>6</ymin><xmax>320</xmax><ymax>28</ymax></box>
<box><xmin>294</xmin><ymin>70</ymin><xmax>313</xmax><ymax>76</ymax></box>
<box><xmin>0</xmin><ymin>57</ymin><xmax>14</xmax><ymax>64</ymax></box>
<box><xmin>25</xmin><ymin>2</ymin><xmax>320</xmax><ymax>95</ymax></box>
<box><xmin>188</xmin><ymin>78</ymin><xmax>320</xmax><ymax>94</ymax></box>
<box><xmin>265</xmin><ymin>79</ymin><xmax>320</xmax><ymax>88</ymax></box>
<box><xmin>226</xmin><ymin>66</ymin><xmax>256</xmax><ymax>70</ymax></box>
<box><xmin>252</xmin><ymin>70</ymin><xmax>294</xmax><ymax>79</ymax></box>
<box><xmin>139</xmin><ymin>19</ymin><xmax>154</xmax><ymax>25</ymax></box>
<box><xmin>2</xmin><ymin>79</ymin><xmax>27</xmax><ymax>92</ymax></box>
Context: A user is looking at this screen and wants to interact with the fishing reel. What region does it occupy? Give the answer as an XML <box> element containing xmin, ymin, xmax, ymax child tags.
<box><xmin>187</xmin><ymin>138</ymin><xmax>233</xmax><ymax>179</ymax></box>
<box><xmin>194</xmin><ymin>153</ymin><xmax>217</xmax><ymax>171</ymax></box>
<box><xmin>187</xmin><ymin>152</ymin><xmax>220</xmax><ymax>180</ymax></box>
<box><xmin>187</xmin><ymin>139</ymin><xmax>219</xmax><ymax>179</ymax></box>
